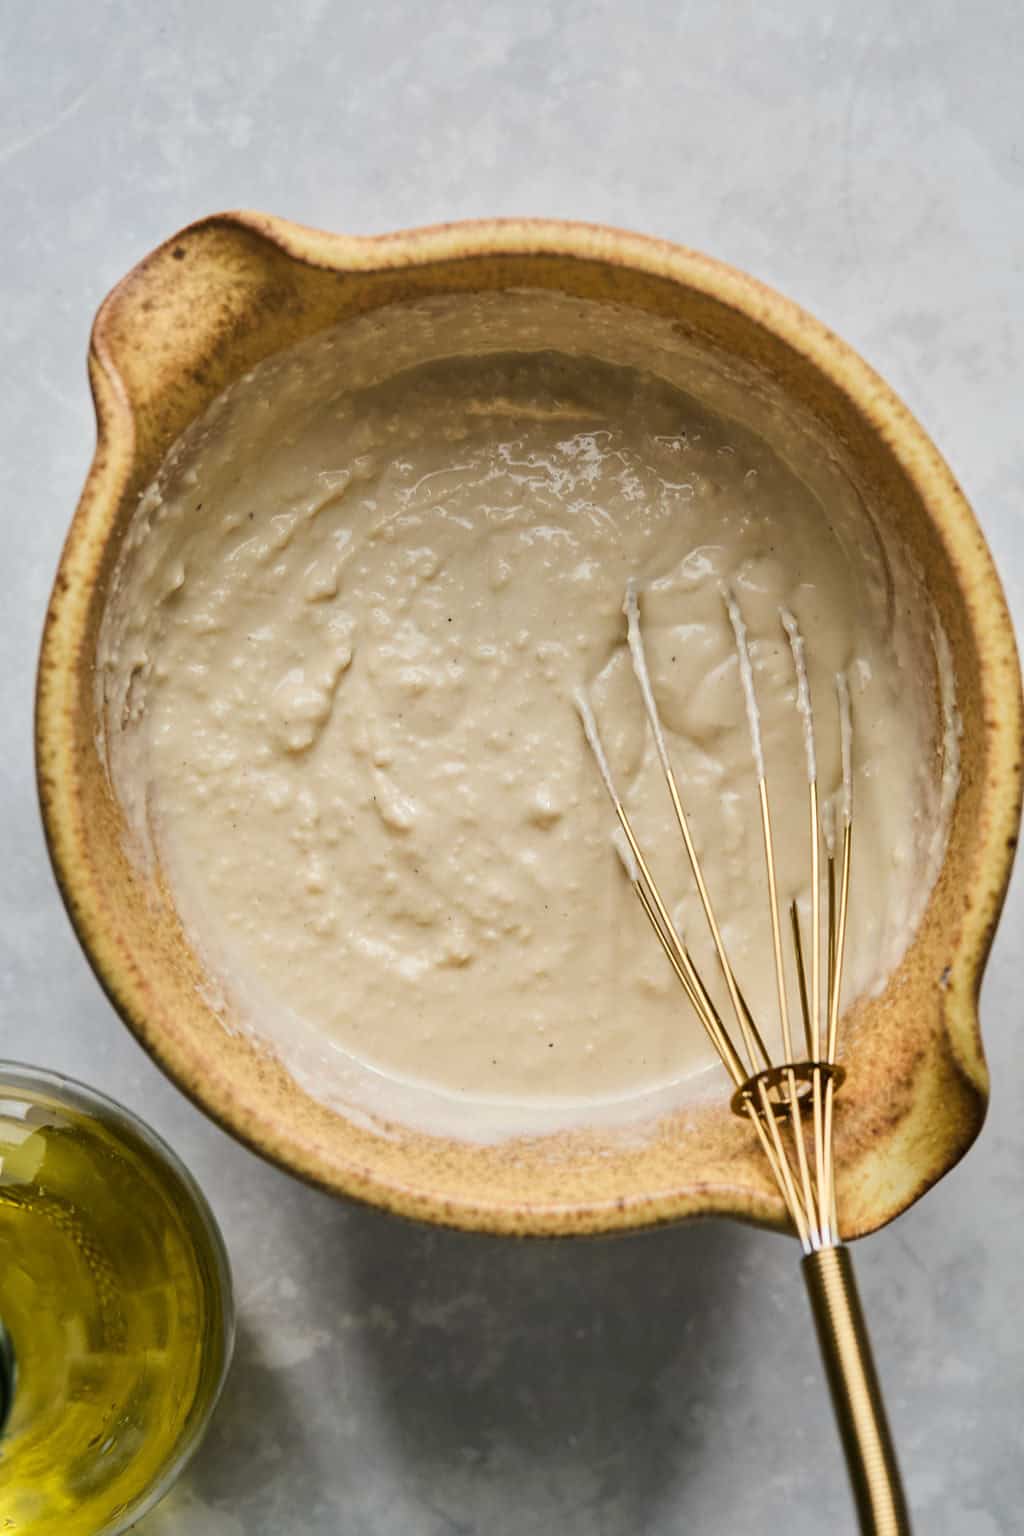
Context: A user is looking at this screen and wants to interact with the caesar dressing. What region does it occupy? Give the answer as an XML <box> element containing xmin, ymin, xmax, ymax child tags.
<box><xmin>97</xmin><ymin>293</ymin><xmax>957</xmax><ymax>1140</ymax></box>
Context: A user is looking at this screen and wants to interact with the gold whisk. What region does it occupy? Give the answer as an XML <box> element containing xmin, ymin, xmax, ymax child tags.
<box><xmin>577</xmin><ymin>583</ymin><xmax>911</xmax><ymax>1536</ymax></box>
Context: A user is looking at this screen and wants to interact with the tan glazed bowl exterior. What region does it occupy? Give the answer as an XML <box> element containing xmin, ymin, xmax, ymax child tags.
<box><xmin>36</xmin><ymin>214</ymin><xmax>1023</xmax><ymax>1238</ymax></box>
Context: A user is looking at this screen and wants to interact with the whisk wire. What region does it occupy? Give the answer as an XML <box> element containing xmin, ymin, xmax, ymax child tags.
<box><xmin>806</xmin><ymin>776</ymin><xmax>829</xmax><ymax>1241</ymax></box>
<box><xmin>615</xmin><ymin>803</ymin><xmax>743</xmax><ymax>1081</ymax></box>
<box><xmin>573</xmin><ymin>686</ymin><xmax>751</xmax><ymax>1091</ymax></box>
<box><xmin>757</xmin><ymin>777</ymin><xmax>795</xmax><ymax>1065</ymax></box>
<box><xmin>624</xmin><ymin>584</ymin><xmax>771</xmax><ymax>1075</ymax></box>
<box><xmin>632</xmin><ymin>876</ymin><xmax>746</xmax><ymax>1087</ymax></box>
<box><xmin>756</xmin><ymin>1076</ymin><xmax>811</xmax><ymax>1248</ymax></box>
<box><xmin>790</xmin><ymin>900</ymin><xmax>813</xmax><ymax>1057</ymax></box>
<box><xmin>824</xmin><ymin>819</ymin><xmax>852</xmax><ymax>1238</ymax></box>
<box><xmin>828</xmin><ymin>822</ymin><xmax>853</xmax><ymax>1066</ymax></box>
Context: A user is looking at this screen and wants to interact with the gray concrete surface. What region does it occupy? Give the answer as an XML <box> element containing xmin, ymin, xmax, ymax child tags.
<box><xmin>2</xmin><ymin>2</ymin><xmax>1022</xmax><ymax>1531</ymax></box>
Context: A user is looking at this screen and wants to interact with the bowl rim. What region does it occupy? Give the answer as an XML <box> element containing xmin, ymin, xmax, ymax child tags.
<box><xmin>35</xmin><ymin>212</ymin><xmax>1023</xmax><ymax>1236</ymax></box>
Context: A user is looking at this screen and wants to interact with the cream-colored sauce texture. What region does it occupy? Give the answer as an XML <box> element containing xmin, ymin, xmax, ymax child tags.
<box><xmin>98</xmin><ymin>294</ymin><xmax>956</xmax><ymax>1140</ymax></box>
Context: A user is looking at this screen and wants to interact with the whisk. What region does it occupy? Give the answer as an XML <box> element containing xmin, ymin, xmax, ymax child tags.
<box><xmin>577</xmin><ymin>583</ymin><xmax>911</xmax><ymax>1536</ymax></box>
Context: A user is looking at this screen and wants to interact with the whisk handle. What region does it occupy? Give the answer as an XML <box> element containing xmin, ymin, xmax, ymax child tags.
<box><xmin>802</xmin><ymin>1244</ymin><xmax>911</xmax><ymax>1536</ymax></box>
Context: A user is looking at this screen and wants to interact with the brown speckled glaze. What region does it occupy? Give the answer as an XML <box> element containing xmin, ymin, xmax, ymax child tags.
<box><xmin>35</xmin><ymin>214</ymin><xmax>1022</xmax><ymax>1237</ymax></box>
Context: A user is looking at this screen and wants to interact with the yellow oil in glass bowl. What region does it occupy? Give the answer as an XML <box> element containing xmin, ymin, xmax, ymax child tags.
<box><xmin>0</xmin><ymin>1065</ymin><xmax>233</xmax><ymax>1534</ymax></box>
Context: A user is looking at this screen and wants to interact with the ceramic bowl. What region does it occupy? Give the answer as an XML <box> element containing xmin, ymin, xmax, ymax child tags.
<box><xmin>36</xmin><ymin>214</ymin><xmax>1022</xmax><ymax>1236</ymax></box>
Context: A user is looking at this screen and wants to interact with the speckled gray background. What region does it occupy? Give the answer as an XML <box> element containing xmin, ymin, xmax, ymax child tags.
<box><xmin>2</xmin><ymin>3</ymin><xmax>1022</xmax><ymax>1532</ymax></box>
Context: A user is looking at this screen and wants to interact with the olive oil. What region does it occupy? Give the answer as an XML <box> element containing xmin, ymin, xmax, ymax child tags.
<box><xmin>0</xmin><ymin>1067</ymin><xmax>232</xmax><ymax>1534</ymax></box>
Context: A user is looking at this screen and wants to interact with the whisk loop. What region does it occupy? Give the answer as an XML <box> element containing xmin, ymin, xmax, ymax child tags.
<box><xmin>578</xmin><ymin>586</ymin><xmax>852</xmax><ymax>1252</ymax></box>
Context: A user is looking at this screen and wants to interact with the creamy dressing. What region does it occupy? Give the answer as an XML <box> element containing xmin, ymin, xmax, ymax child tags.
<box><xmin>97</xmin><ymin>293</ymin><xmax>957</xmax><ymax>1141</ymax></box>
